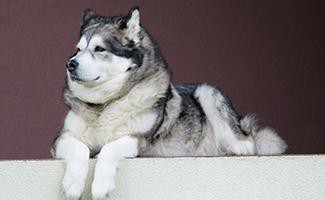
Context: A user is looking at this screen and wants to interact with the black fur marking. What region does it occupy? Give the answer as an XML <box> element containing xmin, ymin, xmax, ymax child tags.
<box><xmin>191</xmin><ymin>94</ymin><xmax>207</xmax><ymax>125</ymax></box>
<box><xmin>145</xmin><ymin>85</ymin><xmax>173</xmax><ymax>143</ymax></box>
<box><xmin>119</xmin><ymin>20</ymin><xmax>127</xmax><ymax>30</ymax></box>
<box><xmin>174</xmin><ymin>84</ymin><xmax>207</xmax><ymax>146</ymax></box>
<box><xmin>175</xmin><ymin>84</ymin><xmax>206</xmax><ymax>124</ymax></box>
<box><xmin>105</xmin><ymin>38</ymin><xmax>144</xmax><ymax>68</ymax></box>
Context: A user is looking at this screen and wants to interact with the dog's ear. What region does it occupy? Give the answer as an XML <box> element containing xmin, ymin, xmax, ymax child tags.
<box><xmin>81</xmin><ymin>8</ymin><xmax>97</xmax><ymax>26</ymax></box>
<box><xmin>120</xmin><ymin>7</ymin><xmax>141</xmax><ymax>43</ymax></box>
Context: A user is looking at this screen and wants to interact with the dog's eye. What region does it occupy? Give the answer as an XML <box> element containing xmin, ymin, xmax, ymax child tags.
<box><xmin>94</xmin><ymin>46</ymin><xmax>106</xmax><ymax>52</ymax></box>
<box><xmin>76</xmin><ymin>48</ymin><xmax>80</xmax><ymax>52</ymax></box>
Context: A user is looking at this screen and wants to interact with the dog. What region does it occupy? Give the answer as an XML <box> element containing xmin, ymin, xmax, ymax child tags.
<box><xmin>51</xmin><ymin>7</ymin><xmax>287</xmax><ymax>200</ymax></box>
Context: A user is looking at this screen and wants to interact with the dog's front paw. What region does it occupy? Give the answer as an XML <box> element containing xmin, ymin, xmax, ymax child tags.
<box><xmin>226</xmin><ymin>140</ymin><xmax>255</xmax><ymax>155</ymax></box>
<box><xmin>63</xmin><ymin>170</ymin><xmax>86</xmax><ymax>200</ymax></box>
<box><xmin>91</xmin><ymin>178</ymin><xmax>115</xmax><ymax>200</ymax></box>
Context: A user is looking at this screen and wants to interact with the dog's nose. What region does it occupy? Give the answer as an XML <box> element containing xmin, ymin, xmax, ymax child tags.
<box><xmin>67</xmin><ymin>60</ymin><xmax>78</xmax><ymax>72</ymax></box>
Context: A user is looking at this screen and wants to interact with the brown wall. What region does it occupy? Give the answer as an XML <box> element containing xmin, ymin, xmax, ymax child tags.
<box><xmin>0</xmin><ymin>0</ymin><xmax>324</xmax><ymax>159</ymax></box>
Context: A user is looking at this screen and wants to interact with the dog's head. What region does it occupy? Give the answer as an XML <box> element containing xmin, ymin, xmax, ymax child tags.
<box><xmin>66</xmin><ymin>7</ymin><xmax>159</xmax><ymax>104</ymax></box>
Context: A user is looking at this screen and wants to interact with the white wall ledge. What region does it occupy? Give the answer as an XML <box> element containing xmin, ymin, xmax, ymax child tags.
<box><xmin>0</xmin><ymin>155</ymin><xmax>324</xmax><ymax>200</ymax></box>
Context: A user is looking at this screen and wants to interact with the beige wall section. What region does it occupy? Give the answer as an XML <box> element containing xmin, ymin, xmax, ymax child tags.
<box><xmin>0</xmin><ymin>155</ymin><xmax>324</xmax><ymax>200</ymax></box>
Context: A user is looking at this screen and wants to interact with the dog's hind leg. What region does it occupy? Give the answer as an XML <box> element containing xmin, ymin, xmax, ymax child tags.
<box><xmin>194</xmin><ymin>84</ymin><xmax>255</xmax><ymax>155</ymax></box>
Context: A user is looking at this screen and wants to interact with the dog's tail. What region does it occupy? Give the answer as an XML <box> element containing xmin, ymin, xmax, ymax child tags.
<box><xmin>240</xmin><ymin>114</ymin><xmax>287</xmax><ymax>155</ymax></box>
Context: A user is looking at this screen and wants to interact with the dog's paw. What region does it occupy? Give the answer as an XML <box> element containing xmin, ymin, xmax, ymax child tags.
<box><xmin>63</xmin><ymin>171</ymin><xmax>86</xmax><ymax>200</ymax></box>
<box><xmin>226</xmin><ymin>140</ymin><xmax>255</xmax><ymax>155</ymax></box>
<box><xmin>91</xmin><ymin>178</ymin><xmax>115</xmax><ymax>200</ymax></box>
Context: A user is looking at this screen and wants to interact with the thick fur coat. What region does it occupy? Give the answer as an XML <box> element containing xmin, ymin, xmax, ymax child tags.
<box><xmin>51</xmin><ymin>7</ymin><xmax>287</xmax><ymax>200</ymax></box>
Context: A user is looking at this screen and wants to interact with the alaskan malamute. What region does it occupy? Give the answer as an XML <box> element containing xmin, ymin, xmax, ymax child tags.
<box><xmin>51</xmin><ymin>7</ymin><xmax>287</xmax><ymax>199</ymax></box>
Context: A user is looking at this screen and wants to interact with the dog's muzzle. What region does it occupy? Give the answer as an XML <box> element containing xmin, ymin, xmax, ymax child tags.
<box><xmin>66</xmin><ymin>60</ymin><xmax>100</xmax><ymax>83</ymax></box>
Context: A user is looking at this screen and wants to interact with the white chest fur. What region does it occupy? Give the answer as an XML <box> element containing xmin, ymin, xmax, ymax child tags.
<box><xmin>63</xmin><ymin>82</ymin><xmax>164</xmax><ymax>152</ymax></box>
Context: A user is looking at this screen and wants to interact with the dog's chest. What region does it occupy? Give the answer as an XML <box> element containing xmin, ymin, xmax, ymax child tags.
<box><xmin>80</xmin><ymin>101</ymin><xmax>157</xmax><ymax>151</ymax></box>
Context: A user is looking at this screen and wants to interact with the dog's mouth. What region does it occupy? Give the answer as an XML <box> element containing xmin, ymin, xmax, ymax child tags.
<box><xmin>70</xmin><ymin>74</ymin><xmax>100</xmax><ymax>83</ymax></box>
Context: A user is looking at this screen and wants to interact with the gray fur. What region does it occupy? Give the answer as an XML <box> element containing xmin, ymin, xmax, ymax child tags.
<box><xmin>52</xmin><ymin>7</ymin><xmax>287</xmax><ymax>158</ymax></box>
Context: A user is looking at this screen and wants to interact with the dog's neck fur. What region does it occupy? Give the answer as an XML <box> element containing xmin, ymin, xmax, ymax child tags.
<box><xmin>64</xmin><ymin>66</ymin><xmax>170</xmax><ymax>123</ymax></box>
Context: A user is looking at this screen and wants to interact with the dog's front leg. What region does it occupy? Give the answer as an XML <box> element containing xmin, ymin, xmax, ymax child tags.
<box><xmin>55</xmin><ymin>136</ymin><xmax>90</xmax><ymax>200</ymax></box>
<box><xmin>91</xmin><ymin>135</ymin><xmax>139</xmax><ymax>200</ymax></box>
